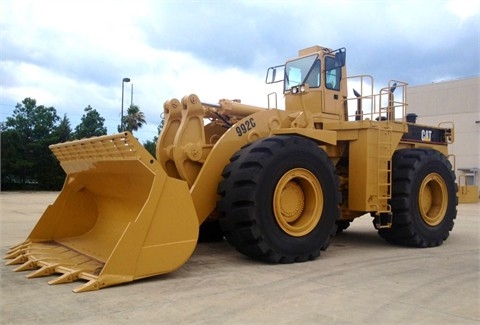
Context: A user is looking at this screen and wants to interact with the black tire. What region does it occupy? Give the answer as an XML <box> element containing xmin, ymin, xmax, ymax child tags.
<box><xmin>217</xmin><ymin>135</ymin><xmax>341</xmax><ymax>263</ymax></box>
<box><xmin>336</xmin><ymin>220</ymin><xmax>351</xmax><ymax>233</ymax></box>
<box><xmin>198</xmin><ymin>220</ymin><xmax>224</xmax><ymax>242</ymax></box>
<box><xmin>379</xmin><ymin>148</ymin><xmax>457</xmax><ymax>247</ymax></box>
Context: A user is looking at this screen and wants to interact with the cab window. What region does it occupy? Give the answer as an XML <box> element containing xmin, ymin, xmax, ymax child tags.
<box><xmin>325</xmin><ymin>56</ymin><xmax>341</xmax><ymax>91</ymax></box>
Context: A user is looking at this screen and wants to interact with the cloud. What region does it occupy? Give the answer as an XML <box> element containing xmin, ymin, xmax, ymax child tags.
<box><xmin>446</xmin><ymin>0</ymin><xmax>480</xmax><ymax>21</ymax></box>
<box><xmin>1</xmin><ymin>0</ymin><xmax>479</xmax><ymax>143</ymax></box>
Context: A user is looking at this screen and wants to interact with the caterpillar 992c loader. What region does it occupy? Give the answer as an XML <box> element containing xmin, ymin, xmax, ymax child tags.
<box><xmin>5</xmin><ymin>45</ymin><xmax>457</xmax><ymax>292</ymax></box>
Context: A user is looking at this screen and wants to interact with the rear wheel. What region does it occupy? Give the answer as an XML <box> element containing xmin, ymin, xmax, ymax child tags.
<box><xmin>379</xmin><ymin>149</ymin><xmax>457</xmax><ymax>247</ymax></box>
<box><xmin>336</xmin><ymin>220</ymin><xmax>351</xmax><ymax>233</ymax></box>
<box><xmin>217</xmin><ymin>135</ymin><xmax>341</xmax><ymax>263</ymax></box>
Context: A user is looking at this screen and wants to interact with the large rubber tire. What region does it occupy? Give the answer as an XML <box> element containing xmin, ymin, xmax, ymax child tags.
<box><xmin>217</xmin><ymin>135</ymin><xmax>341</xmax><ymax>263</ymax></box>
<box><xmin>336</xmin><ymin>220</ymin><xmax>351</xmax><ymax>234</ymax></box>
<box><xmin>379</xmin><ymin>148</ymin><xmax>457</xmax><ymax>247</ymax></box>
<box><xmin>198</xmin><ymin>220</ymin><xmax>224</xmax><ymax>242</ymax></box>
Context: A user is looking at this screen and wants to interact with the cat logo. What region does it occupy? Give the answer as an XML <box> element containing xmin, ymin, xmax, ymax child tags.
<box><xmin>421</xmin><ymin>129</ymin><xmax>432</xmax><ymax>141</ymax></box>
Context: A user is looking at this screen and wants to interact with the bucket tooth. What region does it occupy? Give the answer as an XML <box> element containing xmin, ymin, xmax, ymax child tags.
<box><xmin>73</xmin><ymin>278</ymin><xmax>101</xmax><ymax>293</ymax></box>
<box><xmin>4</xmin><ymin>250</ymin><xmax>24</xmax><ymax>260</ymax></box>
<box><xmin>26</xmin><ymin>264</ymin><xmax>59</xmax><ymax>278</ymax></box>
<box><xmin>14</xmin><ymin>260</ymin><xmax>37</xmax><ymax>272</ymax></box>
<box><xmin>7</xmin><ymin>241</ymin><xmax>30</xmax><ymax>253</ymax></box>
<box><xmin>6</xmin><ymin>254</ymin><xmax>29</xmax><ymax>266</ymax></box>
<box><xmin>48</xmin><ymin>270</ymin><xmax>82</xmax><ymax>285</ymax></box>
<box><xmin>4</xmin><ymin>246</ymin><xmax>29</xmax><ymax>259</ymax></box>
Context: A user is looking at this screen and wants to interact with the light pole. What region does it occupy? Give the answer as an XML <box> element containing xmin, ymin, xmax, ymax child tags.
<box><xmin>130</xmin><ymin>83</ymin><xmax>133</xmax><ymax>107</ymax></box>
<box><xmin>121</xmin><ymin>77</ymin><xmax>130</xmax><ymax>131</ymax></box>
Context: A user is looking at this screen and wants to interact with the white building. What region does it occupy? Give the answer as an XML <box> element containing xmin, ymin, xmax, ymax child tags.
<box><xmin>407</xmin><ymin>76</ymin><xmax>480</xmax><ymax>199</ymax></box>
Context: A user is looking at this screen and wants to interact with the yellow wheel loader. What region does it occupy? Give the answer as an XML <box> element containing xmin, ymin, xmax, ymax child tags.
<box><xmin>5</xmin><ymin>45</ymin><xmax>457</xmax><ymax>292</ymax></box>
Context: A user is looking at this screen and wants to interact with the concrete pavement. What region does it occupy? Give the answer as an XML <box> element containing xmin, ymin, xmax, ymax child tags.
<box><xmin>1</xmin><ymin>192</ymin><xmax>479</xmax><ymax>324</ymax></box>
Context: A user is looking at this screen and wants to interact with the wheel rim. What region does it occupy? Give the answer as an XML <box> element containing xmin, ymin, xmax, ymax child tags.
<box><xmin>273</xmin><ymin>168</ymin><xmax>323</xmax><ymax>236</ymax></box>
<box><xmin>418</xmin><ymin>172</ymin><xmax>448</xmax><ymax>226</ymax></box>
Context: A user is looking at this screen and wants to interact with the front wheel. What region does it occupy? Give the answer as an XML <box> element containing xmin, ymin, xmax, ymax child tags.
<box><xmin>217</xmin><ymin>135</ymin><xmax>341</xmax><ymax>263</ymax></box>
<box><xmin>379</xmin><ymin>149</ymin><xmax>457</xmax><ymax>247</ymax></box>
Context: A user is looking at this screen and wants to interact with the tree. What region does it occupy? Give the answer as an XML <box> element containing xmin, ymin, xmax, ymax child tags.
<box><xmin>120</xmin><ymin>104</ymin><xmax>146</xmax><ymax>133</ymax></box>
<box><xmin>1</xmin><ymin>98</ymin><xmax>65</xmax><ymax>190</ymax></box>
<box><xmin>55</xmin><ymin>114</ymin><xmax>72</xmax><ymax>143</ymax></box>
<box><xmin>73</xmin><ymin>105</ymin><xmax>107</xmax><ymax>139</ymax></box>
<box><xmin>143</xmin><ymin>123</ymin><xmax>164</xmax><ymax>158</ymax></box>
<box><xmin>158</xmin><ymin>116</ymin><xmax>165</xmax><ymax>133</ymax></box>
<box><xmin>143</xmin><ymin>138</ymin><xmax>157</xmax><ymax>158</ymax></box>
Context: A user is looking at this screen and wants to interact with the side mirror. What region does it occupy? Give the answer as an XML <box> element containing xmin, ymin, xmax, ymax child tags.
<box><xmin>265</xmin><ymin>65</ymin><xmax>285</xmax><ymax>84</ymax></box>
<box><xmin>335</xmin><ymin>49</ymin><xmax>346</xmax><ymax>68</ymax></box>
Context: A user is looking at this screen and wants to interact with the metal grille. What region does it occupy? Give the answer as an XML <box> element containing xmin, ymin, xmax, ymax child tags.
<box><xmin>50</xmin><ymin>132</ymin><xmax>141</xmax><ymax>162</ymax></box>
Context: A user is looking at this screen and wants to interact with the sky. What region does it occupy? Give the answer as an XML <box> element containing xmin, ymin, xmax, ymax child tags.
<box><xmin>1</xmin><ymin>0</ymin><xmax>479</xmax><ymax>143</ymax></box>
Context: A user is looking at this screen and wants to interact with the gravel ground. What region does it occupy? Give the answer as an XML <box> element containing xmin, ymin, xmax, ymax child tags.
<box><xmin>1</xmin><ymin>192</ymin><xmax>479</xmax><ymax>325</ymax></box>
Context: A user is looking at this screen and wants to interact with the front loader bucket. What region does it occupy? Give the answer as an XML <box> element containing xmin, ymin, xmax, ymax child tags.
<box><xmin>4</xmin><ymin>132</ymin><xmax>199</xmax><ymax>292</ymax></box>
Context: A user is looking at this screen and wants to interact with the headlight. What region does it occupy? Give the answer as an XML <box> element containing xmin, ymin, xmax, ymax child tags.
<box><xmin>290</xmin><ymin>85</ymin><xmax>306</xmax><ymax>94</ymax></box>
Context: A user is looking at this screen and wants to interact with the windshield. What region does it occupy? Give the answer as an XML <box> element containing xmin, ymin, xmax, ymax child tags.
<box><xmin>284</xmin><ymin>54</ymin><xmax>320</xmax><ymax>91</ymax></box>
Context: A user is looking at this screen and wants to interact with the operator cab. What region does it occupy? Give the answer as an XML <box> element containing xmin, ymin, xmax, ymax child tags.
<box><xmin>266</xmin><ymin>46</ymin><xmax>347</xmax><ymax>120</ymax></box>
